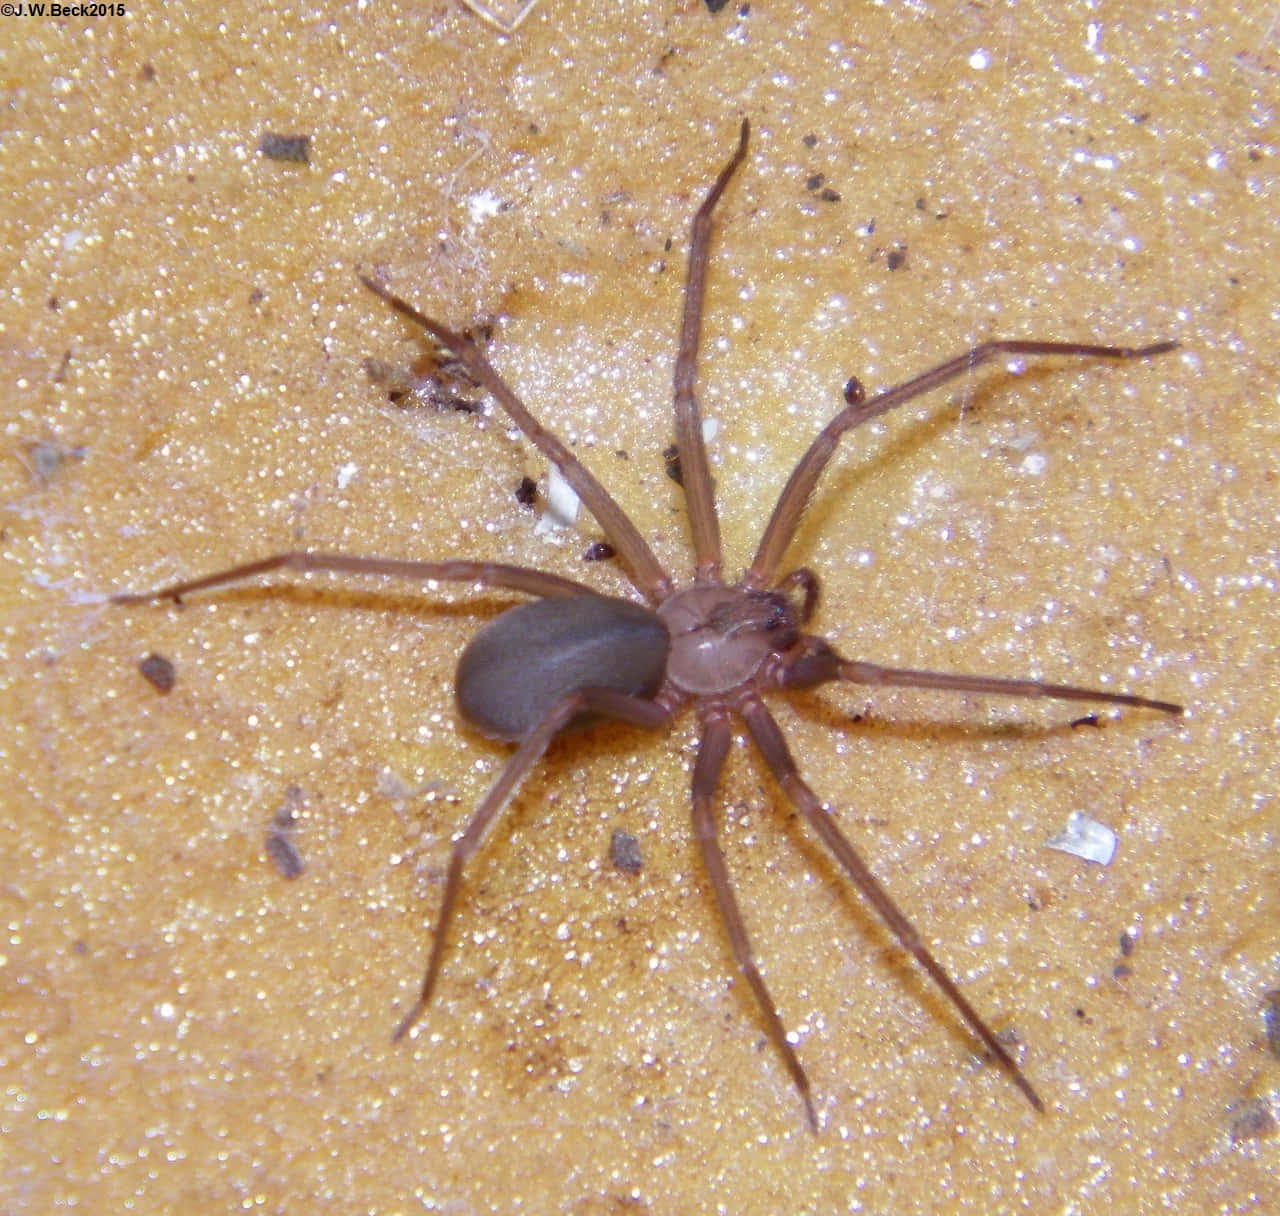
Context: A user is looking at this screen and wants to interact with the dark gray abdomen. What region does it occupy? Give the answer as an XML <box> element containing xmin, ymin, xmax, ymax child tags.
<box><xmin>455</xmin><ymin>595</ymin><xmax>670</xmax><ymax>741</ymax></box>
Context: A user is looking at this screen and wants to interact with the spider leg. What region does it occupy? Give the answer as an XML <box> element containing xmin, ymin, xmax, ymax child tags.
<box><xmin>749</xmin><ymin>337</ymin><xmax>1179</xmax><ymax>585</ymax></box>
<box><xmin>692</xmin><ymin>703</ymin><xmax>818</xmax><ymax>1131</ymax></box>
<box><xmin>674</xmin><ymin>119</ymin><xmax>750</xmax><ymax>582</ymax></box>
<box><xmin>779</xmin><ymin>639</ymin><xmax>1183</xmax><ymax>716</ymax></box>
<box><xmin>359</xmin><ymin>273</ymin><xmax>674</xmax><ymax>604</ymax></box>
<box><xmin>112</xmin><ymin>553</ymin><xmax>601</xmax><ymax>605</ymax></box>
<box><xmin>738</xmin><ymin>692</ymin><xmax>1046</xmax><ymax>1113</ymax></box>
<box><xmin>393</xmin><ymin>687</ymin><xmax>671</xmax><ymax>1042</ymax></box>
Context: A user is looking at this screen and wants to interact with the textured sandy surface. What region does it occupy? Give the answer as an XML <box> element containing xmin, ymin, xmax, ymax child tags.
<box><xmin>3</xmin><ymin>3</ymin><xmax>1276</xmax><ymax>1212</ymax></box>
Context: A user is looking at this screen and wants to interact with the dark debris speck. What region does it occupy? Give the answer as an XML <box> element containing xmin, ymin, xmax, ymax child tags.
<box><xmin>663</xmin><ymin>444</ymin><xmax>683</xmax><ymax>487</ymax></box>
<box><xmin>1264</xmin><ymin>989</ymin><xmax>1280</xmax><ymax>1059</ymax></box>
<box><xmin>1228</xmin><ymin>1098</ymin><xmax>1276</xmax><ymax>1144</ymax></box>
<box><xmin>139</xmin><ymin>652</ymin><xmax>176</xmax><ymax>693</ymax></box>
<box><xmin>610</xmin><ymin>829</ymin><xmax>643</xmax><ymax>875</ymax></box>
<box><xmin>259</xmin><ymin>133</ymin><xmax>311</xmax><ymax>164</ymax></box>
<box><xmin>265</xmin><ymin>832</ymin><xmax>306</xmax><ymax>880</ymax></box>
<box><xmin>265</xmin><ymin>786</ymin><xmax>307</xmax><ymax>879</ymax></box>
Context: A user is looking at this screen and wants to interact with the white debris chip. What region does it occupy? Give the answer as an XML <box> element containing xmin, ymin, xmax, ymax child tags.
<box><xmin>1045</xmin><ymin>811</ymin><xmax>1118</xmax><ymax>866</ymax></box>
<box><xmin>535</xmin><ymin>463</ymin><xmax>581</xmax><ymax>533</ymax></box>
<box><xmin>466</xmin><ymin>188</ymin><xmax>504</xmax><ymax>226</ymax></box>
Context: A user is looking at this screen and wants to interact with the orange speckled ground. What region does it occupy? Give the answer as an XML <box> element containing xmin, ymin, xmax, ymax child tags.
<box><xmin>3</xmin><ymin>3</ymin><xmax>1276</xmax><ymax>1212</ymax></box>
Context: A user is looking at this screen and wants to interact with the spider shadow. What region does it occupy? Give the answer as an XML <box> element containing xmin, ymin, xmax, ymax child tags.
<box><xmin>790</xmin><ymin>363</ymin><xmax>1081</xmax><ymax>563</ymax></box>
<box><xmin>169</xmin><ymin>577</ymin><xmax>679</xmax><ymax>826</ymax></box>
<box><xmin>161</xmin><ymin>579</ymin><xmax>531</xmax><ymax>629</ymax></box>
<box><xmin>736</xmin><ymin>686</ymin><xmax>1110</xmax><ymax>1078</ymax></box>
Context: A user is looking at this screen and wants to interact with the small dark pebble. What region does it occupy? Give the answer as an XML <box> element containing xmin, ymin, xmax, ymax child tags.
<box><xmin>583</xmin><ymin>541</ymin><xmax>616</xmax><ymax>562</ymax></box>
<box><xmin>515</xmin><ymin>476</ymin><xmax>537</xmax><ymax>507</ymax></box>
<box><xmin>259</xmin><ymin>133</ymin><xmax>311</xmax><ymax>164</ymax></box>
<box><xmin>610</xmin><ymin>829</ymin><xmax>643</xmax><ymax>875</ymax></box>
<box><xmin>139</xmin><ymin>652</ymin><xmax>175</xmax><ymax>693</ymax></box>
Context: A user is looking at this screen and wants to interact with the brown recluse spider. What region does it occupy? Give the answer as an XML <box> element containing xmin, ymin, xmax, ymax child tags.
<box><xmin>114</xmin><ymin>119</ymin><xmax>1182</xmax><ymax>1130</ymax></box>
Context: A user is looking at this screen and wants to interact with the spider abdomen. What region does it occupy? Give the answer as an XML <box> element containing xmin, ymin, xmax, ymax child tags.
<box><xmin>455</xmin><ymin>594</ymin><xmax>670</xmax><ymax>741</ymax></box>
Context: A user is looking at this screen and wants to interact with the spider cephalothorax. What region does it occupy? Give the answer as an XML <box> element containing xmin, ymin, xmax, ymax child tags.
<box><xmin>116</xmin><ymin>120</ymin><xmax>1180</xmax><ymax>1129</ymax></box>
